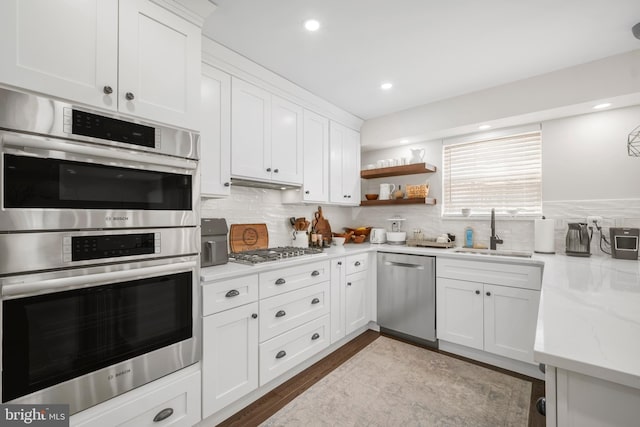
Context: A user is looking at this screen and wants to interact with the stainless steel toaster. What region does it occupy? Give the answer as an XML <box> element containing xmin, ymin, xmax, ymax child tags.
<box><xmin>201</xmin><ymin>218</ymin><xmax>229</xmax><ymax>267</ymax></box>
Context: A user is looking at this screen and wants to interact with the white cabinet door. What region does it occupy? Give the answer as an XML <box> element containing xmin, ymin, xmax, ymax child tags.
<box><xmin>345</xmin><ymin>271</ymin><xmax>368</xmax><ymax>335</ymax></box>
<box><xmin>202</xmin><ymin>302</ymin><xmax>259</xmax><ymax>418</ymax></box>
<box><xmin>436</xmin><ymin>278</ymin><xmax>484</xmax><ymax>350</ymax></box>
<box><xmin>119</xmin><ymin>0</ymin><xmax>201</xmax><ymax>130</ymax></box>
<box><xmin>231</xmin><ymin>78</ymin><xmax>271</xmax><ymax>181</ymax></box>
<box><xmin>271</xmin><ymin>96</ymin><xmax>303</xmax><ymax>184</ymax></box>
<box><xmin>329</xmin><ymin>121</ymin><xmax>360</xmax><ymax>205</ymax></box>
<box><xmin>0</xmin><ymin>0</ymin><xmax>118</xmax><ymax>110</ymax></box>
<box><xmin>483</xmin><ymin>284</ymin><xmax>540</xmax><ymax>363</ymax></box>
<box><xmin>302</xmin><ymin>110</ymin><xmax>329</xmax><ymax>202</ymax></box>
<box><xmin>201</xmin><ymin>65</ymin><xmax>231</xmax><ymax>197</ymax></box>
<box><xmin>330</xmin><ymin>258</ymin><xmax>346</xmax><ymax>343</ymax></box>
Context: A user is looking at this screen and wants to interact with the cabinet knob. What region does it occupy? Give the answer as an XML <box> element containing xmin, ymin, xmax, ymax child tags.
<box><xmin>251</xmin><ymin>313</ymin><xmax>258</xmax><ymax>319</ymax></box>
<box><xmin>274</xmin><ymin>168</ymin><xmax>279</xmax><ymax>173</ymax></box>
<box><xmin>103</xmin><ymin>85</ymin><xmax>113</xmax><ymax>95</ymax></box>
<box><xmin>343</xmin><ymin>195</ymin><xmax>348</xmax><ymax>198</ymax></box>
<box><xmin>266</xmin><ymin>168</ymin><xmax>272</xmax><ymax>172</ymax></box>
<box><xmin>225</xmin><ymin>289</ymin><xmax>240</xmax><ymax>298</ymax></box>
<box><xmin>311</xmin><ymin>333</ymin><xmax>320</xmax><ymax>340</ymax></box>
<box><xmin>275</xmin><ymin>278</ymin><xmax>286</xmax><ymax>285</ymax></box>
<box><xmin>153</xmin><ymin>408</ymin><xmax>174</xmax><ymax>422</ymax></box>
<box><xmin>276</xmin><ymin>350</ymin><xmax>287</xmax><ymax>359</ymax></box>
<box><xmin>486</xmin><ymin>291</ymin><xmax>491</xmax><ymax>296</ymax></box>
<box><xmin>311</xmin><ymin>270</ymin><xmax>320</xmax><ymax>277</ymax></box>
<box><xmin>311</xmin><ymin>298</ymin><xmax>320</xmax><ymax>304</ymax></box>
<box><xmin>535</xmin><ymin>397</ymin><xmax>546</xmax><ymax>416</ymax></box>
<box><xmin>347</xmin><ymin>282</ymin><xmax>352</xmax><ymax>286</ymax></box>
<box><xmin>337</xmin><ymin>261</ymin><xmax>342</xmax><ymax>266</ymax></box>
<box><xmin>305</xmin><ymin>190</ymin><xmax>310</xmax><ymax>194</ymax></box>
<box><xmin>125</xmin><ymin>92</ymin><xmax>135</xmax><ymax>101</ymax></box>
<box><xmin>275</xmin><ymin>310</ymin><xmax>286</xmax><ymax>318</ymax></box>
<box><xmin>475</xmin><ymin>290</ymin><xmax>480</xmax><ymax>295</ymax></box>
<box><xmin>347</xmin><ymin>195</ymin><xmax>352</xmax><ymax>198</ymax></box>
<box><xmin>224</xmin><ymin>182</ymin><xmax>231</xmax><ymax>187</ymax></box>
<box><xmin>354</xmin><ymin>261</ymin><xmax>361</xmax><ymax>266</ymax></box>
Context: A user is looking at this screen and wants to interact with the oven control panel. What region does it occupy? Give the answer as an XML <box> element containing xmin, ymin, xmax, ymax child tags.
<box><xmin>63</xmin><ymin>232</ymin><xmax>160</xmax><ymax>262</ymax></box>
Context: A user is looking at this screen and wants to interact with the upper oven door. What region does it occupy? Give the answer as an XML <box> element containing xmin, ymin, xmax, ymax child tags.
<box><xmin>1</xmin><ymin>131</ymin><xmax>199</xmax><ymax>231</ymax></box>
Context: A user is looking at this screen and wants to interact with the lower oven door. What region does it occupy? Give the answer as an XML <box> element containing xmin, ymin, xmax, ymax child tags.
<box><xmin>1</xmin><ymin>256</ymin><xmax>199</xmax><ymax>415</ymax></box>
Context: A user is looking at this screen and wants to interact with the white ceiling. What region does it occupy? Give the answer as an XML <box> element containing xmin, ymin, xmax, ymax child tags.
<box><xmin>203</xmin><ymin>0</ymin><xmax>640</xmax><ymax>120</ymax></box>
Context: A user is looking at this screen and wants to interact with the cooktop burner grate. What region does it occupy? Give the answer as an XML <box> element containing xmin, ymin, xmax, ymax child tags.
<box><xmin>229</xmin><ymin>246</ymin><xmax>324</xmax><ymax>265</ymax></box>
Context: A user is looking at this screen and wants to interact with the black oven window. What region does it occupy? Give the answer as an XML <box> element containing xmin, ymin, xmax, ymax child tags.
<box><xmin>2</xmin><ymin>271</ymin><xmax>192</xmax><ymax>402</ymax></box>
<box><xmin>3</xmin><ymin>154</ymin><xmax>192</xmax><ymax>210</ymax></box>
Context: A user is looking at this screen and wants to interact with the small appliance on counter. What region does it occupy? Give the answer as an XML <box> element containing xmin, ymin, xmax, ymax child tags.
<box><xmin>386</xmin><ymin>217</ymin><xmax>406</xmax><ymax>245</ymax></box>
<box><xmin>610</xmin><ymin>227</ymin><xmax>640</xmax><ymax>260</ymax></box>
<box><xmin>370</xmin><ymin>227</ymin><xmax>387</xmax><ymax>244</ymax></box>
<box><xmin>201</xmin><ymin>218</ymin><xmax>229</xmax><ymax>267</ymax></box>
<box><xmin>565</xmin><ymin>222</ymin><xmax>591</xmax><ymax>257</ymax></box>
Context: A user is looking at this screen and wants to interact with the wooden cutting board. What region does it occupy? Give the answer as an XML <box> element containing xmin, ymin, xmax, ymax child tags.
<box><xmin>312</xmin><ymin>206</ymin><xmax>332</xmax><ymax>243</ymax></box>
<box><xmin>229</xmin><ymin>224</ymin><xmax>269</xmax><ymax>252</ymax></box>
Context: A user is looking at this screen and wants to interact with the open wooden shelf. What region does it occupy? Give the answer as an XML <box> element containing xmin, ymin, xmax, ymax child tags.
<box><xmin>360</xmin><ymin>162</ymin><xmax>437</xmax><ymax>179</ymax></box>
<box><xmin>360</xmin><ymin>197</ymin><xmax>437</xmax><ymax>207</ymax></box>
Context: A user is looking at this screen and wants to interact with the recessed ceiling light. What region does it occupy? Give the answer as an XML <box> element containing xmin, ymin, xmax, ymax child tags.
<box><xmin>304</xmin><ymin>19</ymin><xmax>320</xmax><ymax>31</ymax></box>
<box><xmin>478</xmin><ymin>124</ymin><xmax>491</xmax><ymax>130</ymax></box>
<box><xmin>593</xmin><ymin>103</ymin><xmax>611</xmax><ymax>110</ymax></box>
<box><xmin>380</xmin><ymin>82</ymin><xmax>393</xmax><ymax>90</ymax></box>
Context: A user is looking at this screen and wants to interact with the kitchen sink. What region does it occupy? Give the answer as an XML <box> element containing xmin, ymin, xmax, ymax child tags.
<box><xmin>453</xmin><ymin>248</ymin><xmax>533</xmax><ymax>258</ymax></box>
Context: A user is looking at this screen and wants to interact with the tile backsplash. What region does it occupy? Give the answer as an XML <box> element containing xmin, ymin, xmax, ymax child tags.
<box><xmin>202</xmin><ymin>188</ymin><xmax>640</xmax><ymax>256</ymax></box>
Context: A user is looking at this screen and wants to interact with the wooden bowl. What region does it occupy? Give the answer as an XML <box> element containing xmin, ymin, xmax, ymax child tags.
<box><xmin>344</xmin><ymin>227</ymin><xmax>372</xmax><ymax>237</ymax></box>
<box><xmin>365</xmin><ymin>194</ymin><xmax>379</xmax><ymax>200</ymax></box>
<box><xmin>352</xmin><ymin>234</ymin><xmax>367</xmax><ymax>244</ymax></box>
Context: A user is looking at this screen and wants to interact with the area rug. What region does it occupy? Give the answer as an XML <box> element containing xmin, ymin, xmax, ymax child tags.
<box><xmin>260</xmin><ymin>336</ymin><xmax>531</xmax><ymax>427</ymax></box>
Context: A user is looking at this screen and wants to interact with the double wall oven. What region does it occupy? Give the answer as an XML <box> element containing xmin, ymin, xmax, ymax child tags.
<box><xmin>0</xmin><ymin>88</ymin><xmax>200</xmax><ymax>414</ymax></box>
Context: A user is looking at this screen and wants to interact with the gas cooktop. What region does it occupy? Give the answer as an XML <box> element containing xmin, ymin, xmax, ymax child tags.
<box><xmin>229</xmin><ymin>246</ymin><xmax>324</xmax><ymax>265</ymax></box>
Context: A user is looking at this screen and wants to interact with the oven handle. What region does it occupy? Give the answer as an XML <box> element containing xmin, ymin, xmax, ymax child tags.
<box><xmin>2</xmin><ymin>131</ymin><xmax>197</xmax><ymax>171</ymax></box>
<box><xmin>2</xmin><ymin>260</ymin><xmax>197</xmax><ymax>299</ymax></box>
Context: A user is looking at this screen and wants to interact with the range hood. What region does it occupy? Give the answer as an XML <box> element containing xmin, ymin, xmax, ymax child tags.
<box><xmin>230</xmin><ymin>177</ymin><xmax>302</xmax><ymax>191</ymax></box>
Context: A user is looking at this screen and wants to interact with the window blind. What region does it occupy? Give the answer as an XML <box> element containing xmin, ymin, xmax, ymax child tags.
<box><xmin>442</xmin><ymin>131</ymin><xmax>542</xmax><ymax>216</ymax></box>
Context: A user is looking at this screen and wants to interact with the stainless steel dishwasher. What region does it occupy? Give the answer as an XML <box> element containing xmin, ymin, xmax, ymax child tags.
<box><xmin>377</xmin><ymin>252</ymin><xmax>436</xmax><ymax>344</ymax></box>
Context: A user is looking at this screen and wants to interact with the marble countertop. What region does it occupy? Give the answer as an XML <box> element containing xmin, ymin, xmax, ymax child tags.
<box><xmin>200</xmin><ymin>242</ymin><xmax>640</xmax><ymax>389</ymax></box>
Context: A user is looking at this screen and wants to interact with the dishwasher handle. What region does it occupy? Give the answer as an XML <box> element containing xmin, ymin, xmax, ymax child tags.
<box><xmin>384</xmin><ymin>261</ymin><xmax>425</xmax><ymax>270</ymax></box>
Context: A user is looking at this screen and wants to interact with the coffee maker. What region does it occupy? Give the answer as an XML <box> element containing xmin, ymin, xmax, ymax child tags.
<box><xmin>565</xmin><ymin>223</ymin><xmax>591</xmax><ymax>257</ymax></box>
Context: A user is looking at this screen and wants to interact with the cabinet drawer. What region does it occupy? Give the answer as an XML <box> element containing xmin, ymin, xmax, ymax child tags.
<box><xmin>436</xmin><ymin>258</ymin><xmax>541</xmax><ymax>290</ymax></box>
<box><xmin>260</xmin><ymin>260</ymin><xmax>330</xmax><ymax>298</ymax></box>
<box><xmin>259</xmin><ymin>314</ymin><xmax>330</xmax><ymax>385</ymax></box>
<box><xmin>71</xmin><ymin>366</ymin><xmax>200</xmax><ymax>427</ymax></box>
<box><xmin>346</xmin><ymin>253</ymin><xmax>368</xmax><ymax>275</ymax></box>
<box><xmin>259</xmin><ymin>281</ymin><xmax>330</xmax><ymax>342</ymax></box>
<box><xmin>202</xmin><ymin>274</ymin><xmax>259</xmax><ymax>316</ymax></box>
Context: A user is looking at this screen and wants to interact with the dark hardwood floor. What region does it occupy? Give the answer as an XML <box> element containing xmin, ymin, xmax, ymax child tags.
<box><xmin>217</xmin><ymin>330</ymin><xmax>545</xmax><ymax>427</ymax></box>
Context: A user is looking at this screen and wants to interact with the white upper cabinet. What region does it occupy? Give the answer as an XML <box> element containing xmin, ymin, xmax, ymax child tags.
<box><xmin>201</xmin><ymin>65</ymin><xmax>231</xmax><ymax>197</ymax></box>
<box><xmin>0</xmin><ymin>0</ymin><xmax>119</xmax><ymax>110</ymax></box>
<box><xmin>302</xmin><ymin>110</ymin><xmax>330</xmax><ymax>202</ymax></box>
<box><xmin>118</xmin><ymin>0</ymin><xmax>201</xmax><ymax>130</ymax></box>
<box><xmin>231</xmin><ymin>77</ymin><xmax>303</xmax><ymax>185</ymax></box>
<box><xmin>0</xmin><ymin>0</ymin><xmax>201</xmax><ymax>130</ymax></box>
<box><xmin>329</xmin><ymin>121</ymin><xmax>361</xmax><ymax>205</ymax></box>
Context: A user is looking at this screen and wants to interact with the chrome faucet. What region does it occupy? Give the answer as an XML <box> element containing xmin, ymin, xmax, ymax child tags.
<box><xmin>490</xmin><ymin>208</ymin><xmax>503</xmax><ymax>250</ymax></box>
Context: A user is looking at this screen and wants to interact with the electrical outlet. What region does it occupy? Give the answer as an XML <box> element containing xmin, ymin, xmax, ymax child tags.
<box><xmin>587</xmin><ymin>215</ymin><xmax>603</xmax><ymax>225</ymax></box>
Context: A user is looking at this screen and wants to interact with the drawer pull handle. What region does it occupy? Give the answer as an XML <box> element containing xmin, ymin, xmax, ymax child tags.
<box><xmin>276</xmin><ymin>350</ymin><xmax>287</xmax><ymax>359</ymax></box>
<box><xmin>337</xmin><ymin>261</ymin><xmax>342</xmax><ymax>266</ymax></box>
<box><xmin>475</xmin><ymin>290</ymin><xmax>480</xmax><ymax>295</ymax></box>
<box><xmin>311</xmin><ymin>270</ymin><xmax>320</xmax><ymax>276</ymax></box>
<box><xmin>311</xmin><ymin>333</ymin><xmax>320</xmax><ymax>340</ymax></box>
<box><xmin>311</xmin><ymin>298</ymin><xmax>320</xmax><ymax>304</ymax></box>
<box><xmin>275</xmin><ymin>310</ymin><xmax>286</xmax><ymax>318</ymax></box>
<box><xmin>486</xmin><ymin>291</ymin><xmax>491</xmax><ymax>296</ymax></box>
<box><xmin>251</xmin><ymin>313</ymin><xmax>258</xmax><ymax>319</ymax></box>
<box><xmin>354</xmin><ymin>261</ymin><xmax>361</xmax><ymax>266</ymax></box>
<box><xmin>225</xmin><ymin>289</ymin><xmax>240</xmax><ymax>298</ymax></box>
<box><xmin>153</xmin><ymin>408</ymin><xmax>174</xmax><ymax>422</ymax></box>
<box><xmin>347</xmin><ymin>282</ymin><xmax>352</xmax><ymax>286</ymax></box>
<box><xmin>275</xmin><ymin>278</ymin><xmax>286</xmax><ymax>285</ymax></box>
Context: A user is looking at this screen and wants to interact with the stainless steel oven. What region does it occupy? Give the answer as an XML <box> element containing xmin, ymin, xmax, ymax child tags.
<box><xmin>0</xmin><ymin>87</ymin><xmax>199</xmax><ymax>231</ymax></box>
<box><xmin>0</xmin><ymin>228</ymin><xmax>200</xmax><ymax>415</ymax></box>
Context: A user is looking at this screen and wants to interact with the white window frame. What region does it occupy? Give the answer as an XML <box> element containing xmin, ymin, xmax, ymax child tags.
<box><xmin>442</xmin><ymin>125</ymin><xmax>542</xmax><ymax>218</ymax></box>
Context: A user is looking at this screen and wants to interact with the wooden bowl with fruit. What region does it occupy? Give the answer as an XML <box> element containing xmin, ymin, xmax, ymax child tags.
<box><xmin>343</xmin><ymin>227</ymin><xmax>372</xmax><ymax>241</ymax></box>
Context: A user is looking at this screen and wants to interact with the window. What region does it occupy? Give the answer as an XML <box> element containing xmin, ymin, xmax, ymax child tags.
<box><xmin>442</xmin><ymin>129</ymin><xmax>542</xmax><ymax>216</ymax></box>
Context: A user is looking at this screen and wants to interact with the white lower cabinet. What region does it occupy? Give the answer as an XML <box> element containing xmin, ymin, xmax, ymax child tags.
<box><xmin>345</xmin><ymin>271</ymin><xmax>369</xmax><ymax>335</ymax></box>
<box><xmin>330</xmin><ymin>254</ymin><xmax>371</xmax><ymax>343</ymax></box>
<box><xmin>436</xmin><ymin>258</ymin><xmax>541</xmax><ymax>364</ymax></box>
<box><xmin>71</xmin><ymin>365</ymin><xmax>201</xmax><ymax>427</ymax></box>
<box><xmin>202</xmin><ymin>302</ymin><xmax>259</xmax><ymax>419</ymax></box>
